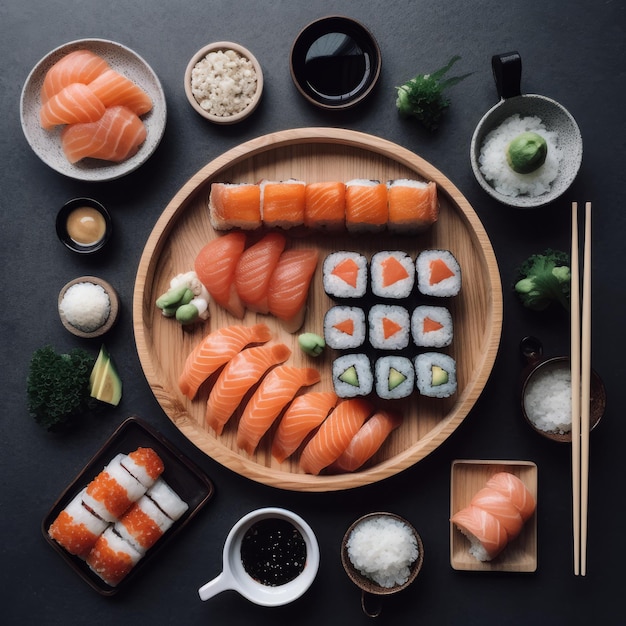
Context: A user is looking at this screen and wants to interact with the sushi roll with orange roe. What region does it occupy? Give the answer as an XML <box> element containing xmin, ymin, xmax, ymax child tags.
<box><xmin>304</xmin><ymin>181</ymin><xmax>346</xmax><ymax>230</ymax></box>
<box><xmin>115</xmin><ymin>495</ymin><xmax>174</xmax><ymax>554</ymax></box>
<box><xmin>120</xmin><ymin>447</ymin><xmax>164</xmax><ymax>489</ymax></box>
<box><xmin>48</xmin><ymin>489</ymin><xmax>109</xmax><ymax>558</ymax></box>
<box><xmin>387</xmin><ymin>179</ymin><xmax>439</xmax><ymax>233</ymax></box>
<box><xmin>147</xmin><ymin>478</ymin><xmax>189</xmax><ymax>521</ymax></box>
<box><xmin>86</xmin><ymin>527</ymin><xmax>142</xmax><ymax>587</ymax></box>
<box><xmin>345</xmin><ymin>179</ymin><xmax>388</xmax><ymax>232</ymax></box>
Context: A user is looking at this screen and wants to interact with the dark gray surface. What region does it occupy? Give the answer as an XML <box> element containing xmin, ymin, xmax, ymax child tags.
<box><xmin>2</xmin><ymin>1</ymin><xmax>624</xmax><ymax>624</ymax></box>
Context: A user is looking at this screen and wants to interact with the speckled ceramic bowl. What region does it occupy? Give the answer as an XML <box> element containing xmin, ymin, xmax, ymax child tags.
<box><xmin>470</xmin><ymin>52</ymin><xmax>582</xmax><ymax>208</ymax></box>
<box><xmin>20</xmin><ymin>39</ymin><xmax>166</xmax><ymax>181</ymax></box>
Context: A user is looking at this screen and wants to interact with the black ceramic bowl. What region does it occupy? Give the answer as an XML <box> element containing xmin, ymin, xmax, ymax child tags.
<box><xmin>290</xmin><ymin>16</ymin><xmax>381</xmax><ymax>110</ymax></box>
<box><xmin>56</xmin><ymin>197</ymin><xmax>112</xmax><ymax>254</ymax></box>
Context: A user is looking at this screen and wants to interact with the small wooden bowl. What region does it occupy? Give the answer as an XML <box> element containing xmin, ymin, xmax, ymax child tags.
<box><xmin>58</xmin><ymin>276</ymin><xmax>119</xmax><ymax>339</ymax></box>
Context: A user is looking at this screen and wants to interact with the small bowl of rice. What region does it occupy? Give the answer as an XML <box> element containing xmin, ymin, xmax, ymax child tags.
<box><xmin>341</xmin><ymin>512</ymin><xmax>424</xmax><ymax>617</ymax></box>
<box><xmin>184</xmin><ymin>42</ymin><xmax>263</xmax><ymax>124</ymax></box>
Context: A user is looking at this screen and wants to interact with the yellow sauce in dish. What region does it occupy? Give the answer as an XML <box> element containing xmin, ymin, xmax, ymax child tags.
<box><xmin>66</xmin><ymin>206</ymin><xmax>106</xmax><ymax>246</ymax></box>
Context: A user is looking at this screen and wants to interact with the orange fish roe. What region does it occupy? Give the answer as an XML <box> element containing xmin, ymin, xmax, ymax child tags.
<box><xmin>86</xmin><ymin>472</ymin><xmax>133</xmax><ymax>519</ymax></box>
<box><xmin>87</xmin><ymin>528</ymin><xmax>141</xmax><ymax>587</ymax></box>
<box><xmin>127</xmin><ymin>448</ymin><xmax>164</xmax><ymax>481</ymax></box>
<box><xmin>119</xmin><ymin>504</ymin><xmax>162</xmax><ymax>551</ymax></box>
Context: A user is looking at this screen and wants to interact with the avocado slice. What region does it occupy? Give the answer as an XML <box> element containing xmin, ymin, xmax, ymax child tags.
<box><xmin>388</xmin><ymin>367</ymin><xmax>407</xmax><ymax>391</ymax></box>
<box><xmin>89</xmin><ymin>344</ymin><xmax>108</xmax><ymax>389</ymax></box>
<box><xmin>90</xmin><ymin>346</ymin><xmax>122</xmax><ymax>406</ymax></box>
<box><xmin>431</xmin><ymin>365</ymin><xmax>449</xmax><ymax>386</ymax></box>
<box><xmin>339</xmin><ymin>365</ymin><xmax>359</xmax><ymax>387</ymax></box>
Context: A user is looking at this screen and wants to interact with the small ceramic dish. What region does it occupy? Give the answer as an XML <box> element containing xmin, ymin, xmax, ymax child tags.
<box><xmin>341</xmin><ymin>512</ymin><xmax>424</xmax><ymax>617</ymax></box>
<box><xmin>42</xmin><ymin>417</ymin><xmax>215</xmax><ymax>595</ymax></box>
<box><xmin>58</xmin><ymin>276</ymin><xmax>120</xmax><ymax>339</ymax></box>
<box><xmin>20</xmin><ymin>39</ymin><xmax>166</xmax><ymax>181</ymax></box>
<box><xmin>184</xmin><ymin>42</ymin><xmax>263</xmax><ymax>124</ymax></box>
<box><xmin>56</xmin><ymin>197</ymin><xmax>112</xmax><ymax>254</ymax></box>
<box><xmin>198</xmin><ymin>507</ymin><xmax>319</xmax><ymax>606</ymax></box>
<box><xmin>519</xmin><ymin>336</ymin><xmax>606</xmax><ymax>442</ymax></box>
<box><xmin>450</xmin><ymin>460</ymin><xmax>537</xmax><ymax>572</ymax></box>
<box><xmin>470</xmin><ymin>51</ymin><xmax>582</xmax><ymax>208</ymax></box>
<box><xmin>290</xmin><ymin>16</ymin><xmax>382</xmax><ymax>110</ymax></box>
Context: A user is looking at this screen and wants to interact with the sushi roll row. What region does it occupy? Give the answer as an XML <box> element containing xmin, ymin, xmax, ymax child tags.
<box><xmin>332</xmin><ymin>353</ymin><xmax>457</xmax><ymax>399</ymax></box>
<box><xmin>208</xmin><ymin>178</ymin><xmax>438</xmax><ymax>233</ymax></box>
<box><xmin>48</xmin><ymin>447</ymin><xmax>189</xmax><ymax>587</ymax></box>
<box><xmin>325</xmin><ymin>304</ymin><xmax>453</xmax><ymax>350</ymax></box>
<box><xmin>323</xmin><ymin>249</ymin><xmax>461</xmax><ymax>300</ymax></box>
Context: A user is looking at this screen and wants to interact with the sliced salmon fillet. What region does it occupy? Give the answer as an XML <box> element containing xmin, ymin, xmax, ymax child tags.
<box><xmin>178</xmin><ymin>323</ymin><xmax>272</xmax><ymax>399</ymax></box>
<box><xmin>41</xmin><ymin>49</ymin><xmax>109</xmax><ymax>102</ymax></box>
<box><xmin>271</xmin><ymin>391</ymin><xmax>338</xmax><ymax>463</ymax></box>
<box><xmin>236</xmin><ymin>365</ymin><xmax>320</xmax><ymax>455</ymax></box>
<box><xmin>195</xmin><ymin>232</ymin><xmax>247</xmax><ymax>318</ymax></box>
<box><xmin>485</xmin><ymin>472</ymin><xmax>536</xmax><ymax>522</ymax></box>
<box><xmin>329</xmin><ymin>409</ymin><xmax>402</xmax><ymax>473</ymax></box>
<box><xmin>300</xmin><ymin>398</ymin><xmax>373</xmax><ymax>475</ymax></box>
<box><xmin>304</xmin><ymin>181</ymin><xmax>346</xmax><ymax>230</ymax></box>
<box><xmin>209</xmin><ymin>183</ymin><xmax>262</xmax><ymax>230</ymax></box>
<box><xmin>60</xmin><ymin>105</ymin><xmax>146</xmax><ymax>163</ymax></box>
<box><xmin>345</xmin><ymin>180</ymin><xmax>388</xmax><ymax>232</ymax></box>
<box><xmin>387</xmin><ymin>180</ymin><xmax>438</xmax><ymax>232</ymax></box>
<box><xmin>205</xmin><ymin>343</ymin><xmax>292</xmax><ymax>436</ymax></box>
<box><xmin>40</xmin><ymin>82</ymin><xmax>106</xmax><ymax>129</ymax></box>
<box><xmin>88</xmin><ymin>69</ymin><xmax>152</xmax><ymax>116</ymax></box>
<box><xmin>470</xmin><ymin>487</ymin><xmax>524</xmax><ymax>540</ymax></box>
<box><xmin>260</xmin><ymin>179</ymin><xmax>306</xmax><ymax>229</ymax></box>
<box><xmin>450</xmin><ymin>505</ymin><xmax>509</xmax><ymax>561</ymax></box>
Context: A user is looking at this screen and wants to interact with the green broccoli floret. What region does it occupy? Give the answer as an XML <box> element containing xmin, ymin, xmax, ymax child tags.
<box><xmin>26</xmin><ymin>345</ymin><xmax>97</xmax><ymax>431</ymax></box>
<box><xmin>514</xmin><ymin>249</ymin><xmax>571</xmax><ymax>311</ymax></box>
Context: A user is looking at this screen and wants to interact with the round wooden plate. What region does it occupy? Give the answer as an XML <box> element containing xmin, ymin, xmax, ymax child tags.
<box><xmin>133</xmin><ymin>128</ymin><xmax>502</xmax><ymax>491</ymax></box>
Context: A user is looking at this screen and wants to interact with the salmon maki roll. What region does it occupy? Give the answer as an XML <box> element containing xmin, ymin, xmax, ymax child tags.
<box><xmin>234</xmin><ymin>232</ymin><xmax>286</xmax><ymax>313</ymax></box>
<box><xmin>329</xmin><ymin>409</ymin><xmax>402</xmax><ymax>473</ymax></box>
<box><xmin>115</xmin><ymin>495</ymin><xmax>174</xmax><ymax>554</ymax></box>
<box><xmin>208</xmin><ymin>182</ymin><xmax>262</xmax><ymax>230</ymax></box>
<box><xmin>345</xmin><ymin>179</ymin><xmax>388</xmax><ymax>232</ymax></box>
<box><xmin>300</xmin><ymin>398</ymin><xmax>374</xmax><ymax>475</ymax></box>
<box><xmin>304</xmin><ymin>181</ymin><xmax>346</xmax><ymax>230</ymax></box>
<box><xmin>485</xmin><ymin>472</ymin><xmax>536</xmax><ymax>522</ymax></box>
<box><xmin>178</xmin><ymin>323</ymin><xmax>272</xmax><ymax>399</ymax></box>
<box><xmin>450</xmin><ymin>505</ymin><xmax>509</xmax><ymax>562</ymax></box>
<box><xmin>271</xmin><ymin>391</ymin><xmax>338</xmax><ymax>463</ymax></box>
<box><xmin>387</xmin><ymin>179</ymin><xmax>439</xmax><ymax>233</ymax></box>
<box><xmin>40</xmin><ymin>82</ymin><xmax>106</xmax><ymax>129</ymax></box>
<box><xmin>470</xmin><ymin>487</ymin><xmax>524</xmax><ymax>540</ymax></box>
<box><xmin>236</xmin><ymin>365</ymin><xmax>321</xmax><ymax>455</ymax></box>
<box><xmin>205</xmin><ymin>343</ymin><xmax>292</xmax><ymax>436</ymax></box>
<box><xmin>195</xmin><ymin>232</ymin><xmax>247</xmax><ymax>318</ymax></box>
<box><xmin>86</xmin><ymin>527</ymin><xmax>142</xmax><ymax>587</ymax></box>
<box><xmin>41</xmin><ymin>49</ymin><xmax>109</xmax><ymax>102</ymax></box>
<box><xmin>260</xmin><ymin>179</ymin><xmax>306</xmax><ymax>229</ymax></box>
<box><xmin>61</xmin><ymin>105</ymin><xmax>147</xmax><ymax>163</ymax></box>
<box><xmin>88</xmin><ymin>69</ymin><xmax>153</xmax><ymax>116</ymax></box>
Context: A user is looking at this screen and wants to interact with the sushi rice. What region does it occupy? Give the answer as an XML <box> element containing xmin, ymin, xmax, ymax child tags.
<box><xmin>324</xmin><ymin>305</ymin><xmax>366</xmax><ymax>349</ymax></box>
<box><xmin>414</xmin><ymin>352</ymin><xmax>457</xmax><ymax>398</ymax></box>
<box><xmin>411</xmin><ymin>305</ymin><xmax>453</xmax><ymax>347</ymax></box>
<box><xmin>415</xmin><ymin>249</ymin><xmax>461</xmax><ymax>297</ymax></box>
<box><xmin>323</xmin><ymin>251</ymin><xmax>368</xmax><ymax>299</ymax></box>
<box><xmin>370</xmin><ymin>250</ymin><xmax>415</xmax><ymax>299</ymax></box>
<box><xmin>374</xmin><ymin>356</ymin><xmax>415</xmax><ymax>400</ymax></box>
<box><xmin>368</xmin><ymin>304</ymin><xmax>410</xmax><ymax>350</ymax></box>
<box><xmin>332</xmin><ymin>353</ymin><xmax>373</xmax><ymax>398</ymax></box>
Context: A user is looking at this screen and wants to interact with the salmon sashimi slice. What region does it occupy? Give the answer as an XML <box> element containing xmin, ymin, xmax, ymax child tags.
<box><xmin>345</xmin><ymin>180</ymin><xmax>388</xmax><ymax>232</ymax></box>
<box><xmin>381</xmin><ymin>256</ymin><xmax>410</xmax><ymax>287</ymax></box>
<box><xmin>60</xmin><ymin>105</ymin><xmax>146</xmax><ymax>163</ymax></box>
<box><xmin>382</xmin><ymin>316</ymin><xmax>403</xmax><ymax>339</ymax></box>
<box><xmin>304</xmin><ymin>181</ymin><xmax>346</xmax><ymax>230</ymax></box>
<box><xmin>88</xmin><ymin>69</ymin><xmax>153</xmax><ymax>116</ymax></box>
<box><xmin>205</xmin><ymin>343</ymin><xmax>292</xmax><ymax>436</ymax></box>
<box><xmin>328</xmin><ymin>409</ymin><xmax>402</xmax><ymax>473</ymax></box>
<box><xmin>470</xmin><ymin>487</ymin><xmax>524</xmax><ymax>540</ymax></box>
<box><xmin>41</xmin><ymin>50</ymin><xmax>109</xmax><ymax>102</ymax></box>
<box><xmin>333</xmin><ymin>318</ymin><xmax>355</xmax><ymax>336</ymax></box>
<box><xmin>271</xmin><ymin>391</ymin><xmax>338</xmax><ymax>463</ymax></box>
<box><xmin>234</xmin><ymin>232</ymin><xmax>286</xmax><ymax>313</ymax></box>
<box><xmin>387</xmin><ymin>180</ymin><xmax>439</xmax><ymax>232</ymax></box>
<box><xmin>267</xmin><ymin>248</ymin><xmax>319</xmax><ymax>332</ymax></box>
<box><xmin>300</xmin><ymin>398</ymin><xmax>373</xmax><ymax>475</ymax></box>
<box><xmin>209</xmin><ymin>183</ymin><xmax>262</xmax><ymax>231</ymax></box>
<box><xmin>485</xmin><ymin>472</ymin><xmax>536</xmax><ymax>522</ymax></box>
<box><xmin>40</xmin><ymin>82</ymin><xmax>106</xmax><ymax>129</ymax></box>
<box><xmin>423</xmin><ymin>317</ymin><xmax>444</xmax><ymax>333</ymax></box>
<box><xmin>429</xmin><ymin>258</ymin><xmax>456</xmax><ymax>285</ymax></box>
<box><xmin>331</xmin><ymin>257</ymin><xmax>360</xmax><ymax>288</ymax></box>
<box><xmin>195</xmin><ymin>232</ymin><xmax>247</xmax><ymax>318</ymax></box>
<box><xmin>450</xmin><ymin>505</ymin><xmax>509</xmax><ymax>561</ymax></box>
<box><xmin>178</xmin><ymin>323</ymin><xmax>272</xmax><ymax>399</ymax></box>
<box><xmin>260</xmin><ymin>179</ymin><xmax>306</xmax><ymax>229</ymax></box>
<box><xmin>236</xmin><ymin>365</ymin><xmax>321</xmax><ymax>455</ymax></box>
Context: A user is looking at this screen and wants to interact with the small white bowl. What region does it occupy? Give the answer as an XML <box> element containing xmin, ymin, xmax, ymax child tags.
<box><xmin>184</xmin><ymin>42</ymin><xmax>263</xmax><ymax>124</ymax></box>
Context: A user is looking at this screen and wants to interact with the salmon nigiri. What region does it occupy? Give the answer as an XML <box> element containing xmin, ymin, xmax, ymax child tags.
<box><xmin>205</xmin><ymin>343</ymin><xmax>292</xmax><ymax>436</ymax></box>
<box><xmin>267</xmin><ymin>248</ymin><xmax>319</xmax><ymax>332</ymax></box>
<box><xmin>470</xmin><ymin>487</ymin><xmax>524</xmax><ymax>540</ymax></box>
<box><xmin>234</xmin><ymin>232</ymin><xmax>286</xmax><ymax>313</ymax></box>
<box><xmin>260</xmin><ymin>179</ymin><xmax>306</xmax><ymax>229</ymax></box>
<box><xmin>450</xmin><ymin>505</ymin><xmax>509</xmax><ymax>562</ymax></box>
<box><xmin>304</xmin><ymin>181</ymin><xmax>346</xmax><ymax>230</ymax></box>
<box><xmin>61</xmin><ymin>105</ymin><xmax>146</xmax><ymax>163</ymax></box>
<box><xmin>178</xmin><ymin>323</ymin><xmax>272</xmax><ymax>399</ymax></box>
<box><xmin>209</xmin><ymin>182</ymin><xmax>262</xmax><ymax>231</ymax></box>
<box><xmin>41</xmin><ymin>50</ymin><xmax>109</xmax><ymax>102</ymax></box>
<box><xmin>300</xmin><ymin>398</ymin><xmax>373</xmax><ymax>475</ymax></box>
<box><xmin>387</xmin><ymin>179</ymin><xmax>439</xmax><ymax>233</ymax></box>
<box><xmin>236</xmin><ymin>365</ymin><xmax>320</xmax><ymax>455</ymax></box>
<box><xmin>344</xmin><ymin>179</ymin><xmax>388</xmax><ymax>233</ymax></box>
<box><xmin>40</xmin><ymin>82</ymin><xmax>106</xmax><ymax>129</ymax></box>
<box><xmin>271</xmin><ymin>391</ymin><xmax>338</xmax><ymax>463</ymax></box>
<box><xmin>328</xmin><ymin>409</ymin><xmax>402</xmax><ymax>473</ymax></box>
<box><xmin>88</xmin><ymin>69</ymin><xmax>153</xmax><ymax>116</ymax></box>
<box><xmin>195</xmin><ymin>232</ymin><xmax>247</xmax><ymax>318</ymax></box>
<box><xmin>485</xmin><ymin>472</ymin><xmax>536</xmax><ymax>522</ymax></box>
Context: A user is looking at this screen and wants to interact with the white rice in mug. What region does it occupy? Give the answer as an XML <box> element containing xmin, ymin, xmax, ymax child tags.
<box><xmin>347</xmin><ymin>515</ymin><xmax>418</xmax><ymax>588</ymax></box>
<box><xmin>479</xmin><ymin>114</ymin><xmax>563</xmax><ymax>197</ymax></box>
